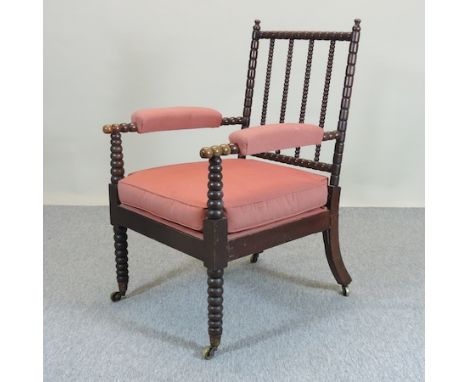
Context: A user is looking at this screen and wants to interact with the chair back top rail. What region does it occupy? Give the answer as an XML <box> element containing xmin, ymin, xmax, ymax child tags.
<box><xmin>258</xmin><ymin>31</ymin><xmax>352</xmax><ymax>41</ymax></box>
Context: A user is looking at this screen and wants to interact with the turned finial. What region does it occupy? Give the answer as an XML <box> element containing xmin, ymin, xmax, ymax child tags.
<box><xmin>252</xmin><ymin>19</ymin><xmax>261</xmax><ymax>38</ymax></box>
<box><xmin>353</xmin><ymin>19</ymin><xmax>361</xmax><ymax>31</ymax></box>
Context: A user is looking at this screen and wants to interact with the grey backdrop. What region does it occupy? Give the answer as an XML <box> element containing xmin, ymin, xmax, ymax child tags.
<box><xmin>44</xmin><ymin>0</ymin><xmax>424</xmax><ymax>206</ymax></box>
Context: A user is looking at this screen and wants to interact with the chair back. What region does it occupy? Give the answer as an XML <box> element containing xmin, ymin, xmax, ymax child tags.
<box><xmin>241</xmin><ymin>19</ymin><xmax>361</xmax><ymax>186</ymax></box>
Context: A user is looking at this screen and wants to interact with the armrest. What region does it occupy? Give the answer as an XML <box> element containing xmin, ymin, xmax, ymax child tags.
<box><xmin>228</xmin><ymin>123</ymin><xmax>324</xmax><ymax>156</ymax></box>
<box><xmin>131</xmin><ymin>106</ymin><xmax>222</xmax><ymax>133</ymax></box>
<box><xmin>102</xmin><ymin>114</ymin><xmax>244</xmax><ymax>134</ymax></box>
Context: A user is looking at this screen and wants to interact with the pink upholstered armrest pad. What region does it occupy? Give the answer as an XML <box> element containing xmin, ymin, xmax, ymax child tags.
<box><xmin>131</xmin><ymin>106</ymin><xmax>222</xmax><ymax>133</ymax></box>
<box><xmin>229</xmin><ymin>123</ymin><xmax>324</xmax><ymax>155</ymax></box>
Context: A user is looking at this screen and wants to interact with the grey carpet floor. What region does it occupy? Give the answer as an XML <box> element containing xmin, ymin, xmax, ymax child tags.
<box><xmin>44</xmin><ymin>207</ymin><xmax>424</xmax><ymax>382</ymax></box>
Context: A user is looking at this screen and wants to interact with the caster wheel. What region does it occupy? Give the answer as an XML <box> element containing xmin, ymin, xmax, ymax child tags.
<box><xmin>250</xmin><ymin>253</ymin><xmax>260</xmax><ymax>263</ymax></box>
<box><xmin>341</xmin><ymin>285</ymin><xmax>350</xmax><ymax>297</ymax></box>
<box><xmin>202</xmin><ymin>346</ymin><xmax>217</xmax><ymax>360</ymax></box>
<box><xmin>110</xmin><ymin>291</ymin><xmax>123</xmax><ymax>302</ymax></box>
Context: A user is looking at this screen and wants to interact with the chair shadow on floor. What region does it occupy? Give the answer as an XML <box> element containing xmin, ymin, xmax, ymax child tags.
<box><xmin>249</xmin><ymin>263</ymin><xmax>339</xmax><ymax>292</ymax></box>
<box><xmin>125</xmin><ymin>262</ymin><xmax>194</xmax><ymax>298</ymax></box>
<box><xmin>109</xmin><ymin>262</ymin><xmax>343</xmax><ymax>358</ymax></box>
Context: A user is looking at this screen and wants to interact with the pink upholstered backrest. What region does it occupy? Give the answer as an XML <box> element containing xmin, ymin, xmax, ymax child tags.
<box><xmin>229</xmin><ymin>123</ymin><xmax>324</xmax><ymax>155</ymax></box>
<box><xmin>131</xmin><ymin>107</ymin><xmax>222</xmax><ymax>133</ymax></box>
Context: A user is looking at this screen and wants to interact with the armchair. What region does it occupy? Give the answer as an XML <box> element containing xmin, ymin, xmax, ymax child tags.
<box><xmin>102</xmin><ymin>19</ymin><xmax>361</xmax><ymax>359</ymax></box>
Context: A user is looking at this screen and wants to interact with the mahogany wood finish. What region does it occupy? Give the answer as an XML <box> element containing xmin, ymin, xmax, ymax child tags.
<box><xmin>315</xmin><ymin>40</ymin><xmax>336</xmax><ymax>162</ymax></box>
<box><xmin>206</xmin><ymin>156</ymin><xmax>224</xmax><ymax>220</ymax></box>
<box><xmin>241</xmin><ymin>20</ymin><xmax>261</xmax><ymax>130</ymax></box>
<box><xmin>206</xmin><ymin>269</ymin><xmax>224</xmax><ymax>350</ymax></box>
<box><xmin>323</xmin><ymin>186</ymin><xmax>352</xmax><ymax>286</ymax></box>
<box><xmin>109</xmin><ymin>132</ymin><xmax>125</xmax><ymax>185</ymax></box>
<box><xmin>228</xmin><ymin>209</ymin><xmax>330</xmax><ymax>260</ymax></box>
<box><xmin>276</xmin><ymin>39</ymin><xmax>295</xmax><ymax>154</ymax></box>
<box><xmin>323</xmin><ymin>130</ymin><xmax>341</xmax><ymax>141</ymax></box>
<box><xmin>330</xmin><ymin>19</ymin><xmax>361</xmax><ymax>186</ymax></box>
<box><xmin>250</xmin><ymin>252</ymin><xmax>261</xmax><ymax>263</ymax></box>
<box><xmin>247</xmin><ymin>19</ymin><xmax>360</xmax><ymax>182</ymax></box>
<box><xmin>103</xmin><ymin>19</ymin><xmax>361</xmax><ymax>359</ymax></box>
<box><xmin>253</xmin><ymin>152</ymin><xmax>334</xmax><ymax>173</ymax></box>
<box><xmin>260</xmin><ymin>38</ymin><xmax>275</xmax><ymax>126</ymax></box>
<box><xmin>113</xmin><ymin>225</ymin><xmax>129</xmax><ymax>295</ymax></box>
<box><xmin>295</xmin><ymin>39</ymin><xmax>315</xmax><ymax>158</ymax></box>
<box><xmin>221</xmin><ymin>116</ymin><xmax>245</xmax><ymax>126</ymax></box>
<box><xmin>258</xmin><ymin>31</ymin><xmax>352</xmax><ymax>41</ymax></box>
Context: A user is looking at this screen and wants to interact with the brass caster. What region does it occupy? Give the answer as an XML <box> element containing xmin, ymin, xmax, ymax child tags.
<box><xmin>110</xmin><ymin>291</ymin><xmax>124</xmax><ymax>302</ymax></box>
<box><xmin>250</xmin><ymin>253</ymin><xmax>260</xmax><ymax>263</ymax></box>
<box><xmin>202</xmin><ymin>346</ymin><xmax>218</xmax><ymax>360</ymax></box>
<box><xmin>341</xmin><ymin>285</ymin><xmax>350</xmax><ymax>297</ymax></box>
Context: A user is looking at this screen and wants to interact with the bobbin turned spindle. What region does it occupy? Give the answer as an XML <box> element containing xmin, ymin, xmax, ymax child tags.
<box><xmin>241</xmin><ymin>19</ymin><xmax>261</xmax><ymax>131</ymax></box>
<box><xmin>295</xmin><ymin>39</ymin><xmax>315</xmax><ymax>158</ymax></box>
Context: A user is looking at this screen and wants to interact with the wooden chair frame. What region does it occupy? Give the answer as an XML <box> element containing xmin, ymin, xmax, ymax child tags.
<box><xmin>102</xmin><ymin>19</ymin><xmax>361</xmax><ymax>359</ymax></box>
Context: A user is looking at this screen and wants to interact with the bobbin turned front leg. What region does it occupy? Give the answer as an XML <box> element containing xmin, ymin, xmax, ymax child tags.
<box><xmin>203</xmin><ymin>268</ymin><xmax>224</xmax><ymax>360</ymax></box>
<box><xmin>110</xmin><ymin>225</ymin><xmax>129</xmax><ymax>302</ymax></box>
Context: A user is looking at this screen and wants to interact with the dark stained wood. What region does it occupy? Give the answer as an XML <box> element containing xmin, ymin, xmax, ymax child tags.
<box><xmin>113</xmin><ymin>225</ymin><xmax>128</xmax><ymax>295</ymax></box>
<box><xmin>203</xmin><ymin>155</ymin><xmax>228</xmax><ymax>270</ymax></box>
<box><xmin>322</xmin><ymin>186</ymin><xmax>352</xmax><ymax>286</ymax></box>
<box><xmin>319</xmin><ymin>41</ymin><xmax>336</xmax><ymax>129</ymax></box>
<box><xmin>203</xmin><ymin>218</ymin><xmax>228</xmax><ymax>270</ymax></box>
<box><xmin>260</xmin><ymin>39</ymin><xmax>275</xmax><ymax>125</ymax></box>
<box><xmin>241</xmin><ymin>20</ymin><xmax>261</xmax><ymax>130</ymax></box>
<box><xmin>298</xmin><ymin>40</ymin><xmax>315</xmax><ymax>124</ymax></box>
<box><xmin>207</xmin><ymin>268</ymin><xmax>224</xmax><ymax>349</ymax></box>
<box><xmin>315</xmin><ymin>40</ymin><xmax>336</xmax><ymax>162</ymax></box>
<box><xmin>110</xmin><ymin>132</ymin><xmax>124</xmax><ymax>184</ymax></box>
<box><xmin>295</xmin><ymin>39</ymin><xmax>315</xmax><ymax>158</ymax></box>
<box><xmin>323</xmin><ymin>130</ymin><xmax>341</xmax><ymax>141</ymax></box>
<box><xmin>221</xmin><ymin>116</ymin><xmax>245</xmax><ymax>126</ymax></box>
<box><xmin>206</xmin><ymin>156</ymin><xmax>224</xmax><ymax>220</ymax></box>
<box><xmin>228</xmin><ymin>210</ymin><xmax>330</xmax><ymax>260</ymax></box>
<box><xmin>330</xmin><ymin>19</ymin><xmax>361</xmax><ymax>186</ymax></box>
<box><xmin>258</xmin><ymin>31</ymin><xmax>352</xmax><ymax>41</ymax></box>
<box><xmin>276</xmin><ymin>39</ymin><xmax>295</xmax><ymax>154</ymax></box>
<box><xmin>240</xmin><ymin>21</ymin><xmax>360</xmax><ymax>176</ymax></box>
<box><xmin>279</xmin><ymin>39</ymin><xmax>294</xmax><ymax>124</ymax></box>
<box><xmin>253</xmin><ymin>152</ymin><xmax>333</xmax><ymax>173</ymax></box>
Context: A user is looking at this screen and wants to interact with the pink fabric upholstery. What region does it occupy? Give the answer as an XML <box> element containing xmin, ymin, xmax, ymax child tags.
<box><xmin>118</xmin><ymin>159</ymin><xmax>328</xmax><ymax>233</ymax></box>
<box><xmin>229</xmin><ymin>123</ymin><xmax>324</xmax><ymax>155</ymax></box>
<box><xmin>131</xmin><ymin>107</ymin><xmax>222</xmax><ymax>133</ymax></box>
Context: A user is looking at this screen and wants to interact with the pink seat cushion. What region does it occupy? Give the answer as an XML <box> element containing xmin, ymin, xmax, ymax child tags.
<box><xmin>131</xmin><ymin>106</ymin><xmax>222</xmax><ymax>133</ymax></box>
<box><xmin>118</xmin><ymin>159</ymin><xmax>328</xmax><ymax>233</ymax></box>
<box><xmin>229</xmin><ymin>123</ymin><xmax>324</xmax><ymax>155</ymax></box>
